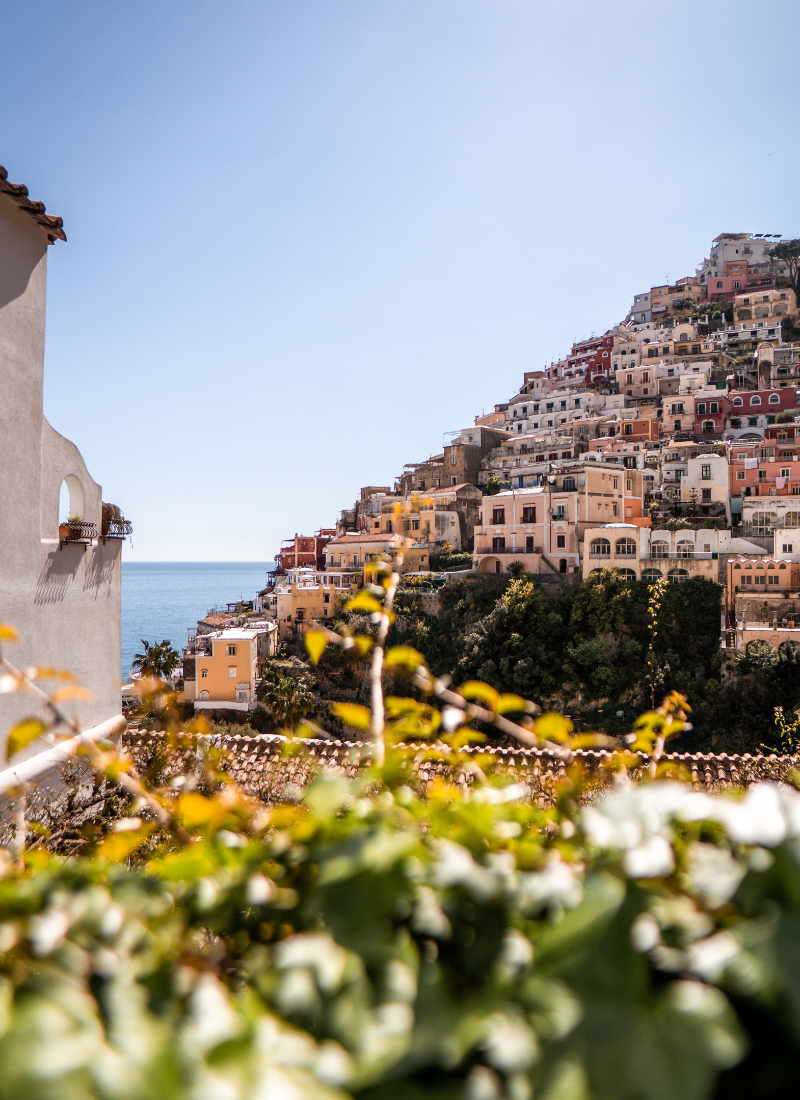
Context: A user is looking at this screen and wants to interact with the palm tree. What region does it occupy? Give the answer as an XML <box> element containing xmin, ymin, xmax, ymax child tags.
<box><xmin>131</xmin><ymin>639</ymin><xmax>181</xmax><ymax>680</ymax></box>
<box><xmin>260</xmin><ymin>673</ymin><xmax>315</xmax><ymax>729</ymax></box>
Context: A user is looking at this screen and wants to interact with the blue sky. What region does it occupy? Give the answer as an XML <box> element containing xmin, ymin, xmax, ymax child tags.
<box><xmin>2</xmin><ymin>0</ymin><xmax>798</xmax><ymax>559</ymax></box>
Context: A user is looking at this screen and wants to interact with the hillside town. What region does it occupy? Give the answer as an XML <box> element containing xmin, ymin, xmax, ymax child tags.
<box><xmin>177</xmin><ymin>231</ymin><xmax>800</xmax><ymax>716</ymax></box>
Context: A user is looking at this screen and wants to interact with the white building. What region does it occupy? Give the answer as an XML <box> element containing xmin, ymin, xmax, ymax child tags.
<box><xmin>0</xmin><ymin>166</ymin><xmax>126</xmax><ymax>751</ymax></box>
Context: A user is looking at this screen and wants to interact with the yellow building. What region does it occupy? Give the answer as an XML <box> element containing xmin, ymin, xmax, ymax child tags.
<box><xmin>275</xmin><ymin>568</ymin><xmax>360</xmax><ymax>641</ymax></box>
<box><xmin>190</xmin><ymin>626</ymin><xmax>275</xmax><ymax>712</ymax></box>
<box><xmin>734</xmin><ymin>288</ymin><xmax>796</xmax><ymax>324</ymax></box>
<box><xmin>324</xmin><ymin>533</ymin><xmax>430</xmax><ymax>573</ymax></box>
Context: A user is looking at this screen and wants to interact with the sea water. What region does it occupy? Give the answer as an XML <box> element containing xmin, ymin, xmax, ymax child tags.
<box><xmin>121</xmin><ymin>562</ymin><xmax>274</xmax><ymax>679</ymax></box>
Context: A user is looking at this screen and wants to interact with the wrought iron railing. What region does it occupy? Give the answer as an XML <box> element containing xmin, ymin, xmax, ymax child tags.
<box><xmin>59</xmin><ymin>521</ymin><xmax>96</xmax><ymax>543</ymax></box>
<box><xmin>102</xmin><ymin>520</ymin><xmax>133</xmax><ymax>539</ymax></box>
<box><xmin>475</xmin><ymin>546</ymin><xmax>542</xmax><ymax>555</ymax></box>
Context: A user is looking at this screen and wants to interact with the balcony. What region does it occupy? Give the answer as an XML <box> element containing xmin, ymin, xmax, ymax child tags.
<box><xmin>102</xmin><ymin>519</ymin><xmax>133</xmax><ymax>540</ymax></box>
<box><xmin>475</xmin><ymin>545</ymin><xmax>542</xmax><ymax>555</ymax></box>
<box><xmin>59</xmin><ymin>521</ymin><xmax>97</xmax><ymax>544</ymax></box>
<box><xmin>648</xmin><ymin>551</ymin><xmax>713</xmax><ymax>560</ymax></box>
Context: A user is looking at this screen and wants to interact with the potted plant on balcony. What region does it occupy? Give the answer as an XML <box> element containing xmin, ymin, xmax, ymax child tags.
<box><xmin>59</xmin><ymin>514</ymin><xmax>82</xmax><ymax>541</ymax></box>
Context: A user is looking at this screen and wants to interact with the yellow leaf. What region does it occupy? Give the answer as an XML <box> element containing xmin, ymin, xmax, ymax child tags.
<box><xmin>385</xmin><ymin>646</ymin><xmax>426</xmax><ymax>672</ymax></box>
<box><xmin>495</xmin><ymin>693</ymin><xmax>528</xmax><ymax>715</ymax></box>
<box><xmin>50</xmin><ymin>686</ymin><xmax>94</xmax><ymax>703</ymax></box>
<box><xmin>7</xmin><ymin>719</ymin><xmax>48</xmax><ymax>759</ymax></box>
<box><xmin>345</xmin><ymin>591</ymin><xmax>383</xmax><ymax>614</ymax></box>
<box><xmin>304</xmin><ymin>630</ymin><xmax>327</xmax><ymax>665</ymax></box>
<box><xmin>331</xmin><ymin>702</ymin><xmax>372</xmax><ymax>730</ymax></box>
<box><xmin>96</xmin><ymin>824</ymin><xmax>154</xmax><ymax>862</ymax></box>
<box><xmin>178</xmin><ymin>791</ymin><xmax>229</xmax><ymax>829</ymax></box>
<box><xmin>458</xmin><ymin>681</ymin><xmax>499</xmax><ymax>709</ymax></box>
<box><xmin>352</xmin><ymin>636</ymin><xmax>374</xmax><ymax>657</ymax></box>
<box><xmin>0</xmin><ymin>624</ymin><xmax>18</xmax><ymax>641</ymax></box>
<box><xmin>534</xmin><ymin>712</ymin><xmax>573</xmax><ymax>744</ymax></box>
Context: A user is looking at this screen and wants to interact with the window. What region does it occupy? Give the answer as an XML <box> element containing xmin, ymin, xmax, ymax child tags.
<box><xmin>783</xmin><ymin>544</ymin><xmax>793</xmax><ymax>553</ymax></box>
<box><xmin>651</xmin><ymin>541</ymin><xmax>668</xmax><ymax>559</ymax></box>
<box><xmin>668</xmin><ymin>569</ymin><xmax>689</xmax><ymax>583</ymax></box>
<box><xmin>732</xmin><ymin>397</ymin><xmax>743</xmax><ymax>407</ymax></box>
<box><xmin>613</xmin><ymin>477</ymin><xmax>618</xmax><ymax>489</ymax></box>
<box><xmin>749</xmin><ymin>418</ymin><xmax>758</xmax><ymax>427</ymax></box>
<box><xmin>702</xmin><ymin>421</ymin><xmax>715</xmax><ymax>433</ymax></box>
<box><xmin>522</xmin><ymin>505</ymin><xmax>536</xmax><ymax>523</ymax></box>
<box><xmin>236</xmin><ymin>689</ymin><xmax>249</xmax><ymax>702</ymax></box>
<box><xmin>626</xmin><ymin>479</ymin><xmax>632</xmax><ymax>492</ymax></box>
<box><xmin>769</xmin><ymin>575</ymin><xmax>780</xmax><ymax>585</ymax></box>
<box><xmin>710</xmin><ymin>402</ymin><xmax>719</xmax><ymax>414</ymax></box>
<box><xmin>671</xmin><ymin>403</ymin><xmax>684</xmax><ymax>414</ymax></box>
<box><xmin>491</xmin><ymin>507</ymin><xmax>505</xmax><ymax>525</ymax></box>
<box><xmin>642</xmin><ymin>568</ymin><xmax>662</xmax><ymax>581</ymax></box>
<box><xmin>199</xmin><ymin>690</ymin><xmax>209</xmax><ymax>701</ymax></box>
<box><xmin>386</xmin><ymin>520</ymin><xmax>392</xmax><ymax>533</ymax></box>
<box><xmin>736</xmin><ymin>471</ymin><xmax>746</xmax><ymax>480</ymax></box>
<box><xmin>702</xmin><ymin>489</ymin><xmax>712</xmax><ymax>502</ymax></box>
<box><xmin>451</xmin><ymin>476</ymin><xmax>457</xmax><ymax>486</ymax></box>
<box><xmin>526</xmin><ymin>536</ymin><xmax>535</xmax><ymax>552</ymax></box>
<box><xmin>228</xmin><ymin>667</ymin><xmax>236</xmax><ymax>679</ymax></box>
<box><xmin>642</xmin><ymin>372</ymin><xmax>649</xmax><ymax>383</ymax></box>
<box><xmin>200</xmin><ymin>669</ymin><xmax>208</xmax><ymax>679</ymax></box>
<box><xmin>750</xmin><ymin>396</ymin><xmax>761</xmax><ymax>406</ymax></box>
<box><xmin>590</xmin><ymin>538</ymin><xmax>610</xmax><ymax>557</ymax></box>
<box><xmin>697</xmin><ymin>403</ymin><xmax>706</xmax><ymax>414</ymax></box>
<box><xmin>769</xmin><ymin>394</ymin><xmax>781</xmax><ymax>404</ymax></box>
<box><xmin>701</xmin><ymin>465</ymin><xmax>711</xmax><ymax>480</ymax></box>
<box><xmin>556</xmin><ymin>534</ymin><xmax>566</xmax><ymax>548</ymax></box>
<box><xmin>227</xmin><ymin>644</ymin><xmax>236</xmax><ymax>656</ymax></box>
<box><xmin>615</xmin><ymin>538</ymin><xmax>636</xmax><ymax>557</ymax></box>
<box><xmin>676</xmin><ymin>540</ymin><xmax>694</xmax><ymax>558</ymax></box>
<box><xmin>782</xmin><ymin>468</ymin><xmax>791</xmax><ymax>479</ymax></box>
<box><xmin>411</xmin><ymin>519</ymin><xmax>420</xmax><ymax>530</ymax></box>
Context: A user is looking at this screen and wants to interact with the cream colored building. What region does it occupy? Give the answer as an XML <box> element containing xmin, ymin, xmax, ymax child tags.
<box><xmin>581</xmin><ymin>526</ymin><xmax>767</xmax><ymax>583</ymax></box>
<box><xmin>734</xmin><ymin>288</ymin><xmax>796</xmax><ymax>324</ymax></box>
<box><xmin>473</xmin><ymin>458</ymin><xmax>646</xmax><ymax>576</ymax></box>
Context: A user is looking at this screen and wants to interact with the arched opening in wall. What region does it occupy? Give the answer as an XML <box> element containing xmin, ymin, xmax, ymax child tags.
<box><xmin>59</xmin><ymin>475</ymin><xmax>85</xmax><ymax>524</ymax></box>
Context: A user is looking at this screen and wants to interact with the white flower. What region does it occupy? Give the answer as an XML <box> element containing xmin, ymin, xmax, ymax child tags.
<box><xmin>624</xmin><ymin>835</ymin><xmax>674</xmax><ymax>879</ymax></box>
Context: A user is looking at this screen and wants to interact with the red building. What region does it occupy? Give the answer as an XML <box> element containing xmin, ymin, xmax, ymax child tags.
<box><xmin>566</xmin><ymin>333</ymin><xmax>615</xmax><ymax>386</ymax></box>
<box><xmin>694</xmin><ymin>393</ymin><xmax>730</xmax><ymax>436</ymax></box>
<box><xmin>274</xmin><ymin>529</ymin><xmax>336</xmax><ymax>573</ymax></box>
<box><xmin>728</xmin><ymin>388</ymin><xmax>797</xmax><ymax>426</ymax></box>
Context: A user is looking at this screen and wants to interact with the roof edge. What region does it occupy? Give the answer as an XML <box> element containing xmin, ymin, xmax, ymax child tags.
<box><xmin>0</xmin><ymin>165</ymin><xmax>66</xmax><ymax>244</ymax></box>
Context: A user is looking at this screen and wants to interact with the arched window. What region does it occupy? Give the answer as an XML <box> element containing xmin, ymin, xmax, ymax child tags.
<box><xmin>201</xmin><ymin>669</ymin><xmax>208</xmax><ymax>679</ymax></box>
<box><xmin>780</xmin><ymin>563</ymin><xmax>787</xmax><ymax>570</ymax></box>
<box><xmin>768</xmin><ymin>562</ymin><xmax>776</xmax><ymax>570</ymax></box>
<box><xmin>745</xmin><ymin>562</ymin><xmax>753</xmax><ymax>570</ymax></box>
<box><xmin>651</xmin><ymin>541</ymin><xmax>669</xmax><ymax>559</ymax></box>
<box><xmin>737</xmin><ymin>308</ymin><xmax>752</xmax><ymax>320</ymax></box>
<box><xmin>756</xmin><ymin>562</ymin><xmax>765</xmax><ymax>570</ymax></box>
<box><xmin>733</xmin><ymin>562</ymin><xmax>742</xmax><ymax>570</ymax></box>
<box><xmin>676</xmin><ymin>540</ymin><xmax>694</xmax><ymax>558</ymax></box>
<box><xmin>617</xmin><ymin>568</ymin><xmax>637</xmax><ymax>581</ymax></box>
<box><xmin>590</xmin><ymin>538</ymin><xmax>611</xmax><ymax>557</ymax></box>
<box><xmin>755</xmin><ymin>307</ymin><xmax>769</xmax><ymax>318</ymax></box>
<box><xmin>199</xmin><ymin>690</ymin><xmax>209</xmax><ymax>701</ymax></box>
<box><xmin>769</xmin><ymin>394</ymin><xmax>781</xmax><ymax>404</ymax></box>
<box><xmin>642</xmin><ymin>568</ymin><xmax>662</xmax><ymax>581</ymax></box>
<box><xmin>750</xmin><ymin>396</ymin><xmax>761</xmax><ymax>406</ymax></box>
<box><xmin>732</xmin><ymin>397</ymin><xmax>744</xmax><ymax>407</ymax></box>
<box><xmin>668</xmin><ymin>569</ymin><xmax>689</xmax><ymax>583</ymax></box>
<box><xmin>58</xmin><ymin>474</ymin><xmax>85</xmax><ymax>526</ymax></box>
<box><xmin>702</xmin><ymin>421</ymin><xmax>715</xmax><ymax>433</ymax></box>
<box><xmin>615</xmin><ymin>538</ymin><xmax>636</xmax><ymax>557</ymax></box>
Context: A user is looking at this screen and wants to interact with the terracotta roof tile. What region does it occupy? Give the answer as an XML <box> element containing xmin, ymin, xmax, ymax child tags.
<box><xmin>121</xmin><ymin>731</ymin><xmax>798</xmax><ymax>803</ymax></box>
<box><xmin>0</xmin><ymin>166</ymin><xmax>66</xmax><ymax>243</ymax></box>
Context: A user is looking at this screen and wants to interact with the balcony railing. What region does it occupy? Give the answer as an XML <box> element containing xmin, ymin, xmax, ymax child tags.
<box><xmin>475</xmin><ymin>546</ymin><xmax>542</xmax><ymax>555</ymax></box>
<box><xmin>59</xmin><ymin>521</ymin><xmax>97</xmax><ymax>543</ymax></box>
<box><xmin>649</xmin><ymin>551</ymin><xmax>713</xmax><ymax>560</ymax></box>
<box><xmin>102</xmin><ymin>520</ymin><xmax>133</xmax><ymax>539</ymax></box>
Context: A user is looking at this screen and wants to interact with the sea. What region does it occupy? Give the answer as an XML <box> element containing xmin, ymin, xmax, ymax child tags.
<box><xmin>121</xmin><ymin>562</ymin><xmax>275</xmax><ymax>680</ymax></box>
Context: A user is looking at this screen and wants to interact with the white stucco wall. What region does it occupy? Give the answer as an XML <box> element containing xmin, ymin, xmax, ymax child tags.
<box><xmin>0</xmin><ymin>193</ymin><xmax>121</xmax><ymax>754</ymax></box>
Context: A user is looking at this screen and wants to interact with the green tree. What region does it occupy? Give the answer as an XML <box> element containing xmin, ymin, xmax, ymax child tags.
<box><xmin>130</xmin><ymin>638</ymin><xmax>180</xmax><ymax>680</ymax></box>
<box><xmin>769</xmin><ymin>239</ymin><xmax>800</xmax><ymax>296</ymax></box>
<box><xmin>261</xmin><ymin>670</ymin><xmax>316</xmax><ymax>728</ymax></box>
<box><xmin>485</xmin><ymin>475</ymin><xmax>502</xmax><ymax>496</ymax></box>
